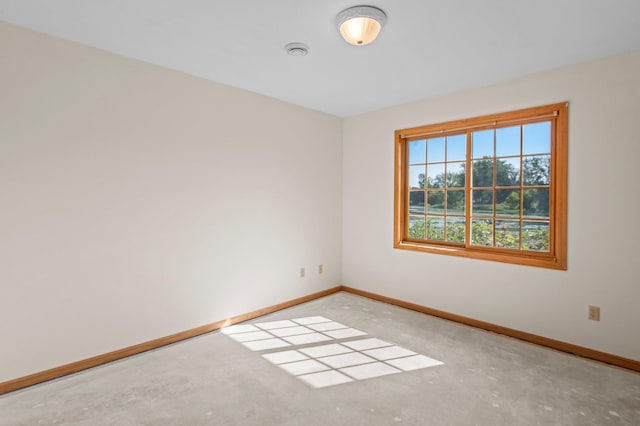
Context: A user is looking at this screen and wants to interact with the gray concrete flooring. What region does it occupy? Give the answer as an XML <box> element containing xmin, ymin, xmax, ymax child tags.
<box><xmin>1</xmin><ymin>292</ymin><xmax>639</xmax><ymax>425</ymax></box>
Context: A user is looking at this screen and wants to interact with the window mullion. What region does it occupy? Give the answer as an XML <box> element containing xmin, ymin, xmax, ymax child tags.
<box><xmin>492</xmin><ymin>129</ymin><xmax>497</xmax><ymax>248</ymax></box>
<box><xmin>464</xmin><ymin>130</ymin><xmax>472</xmax><ymax>247</ymax></box>
<box><xmin>519</xmin><ymin>126</ymin><xmax>524</xmax><ymax>250</ymax></box>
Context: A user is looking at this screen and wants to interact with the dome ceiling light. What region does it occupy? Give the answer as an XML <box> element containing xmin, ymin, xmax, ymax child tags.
<box><xmin>336</xmin><ymin>5</ymin><xmax>387</xmax><ymax>46</ymax></box>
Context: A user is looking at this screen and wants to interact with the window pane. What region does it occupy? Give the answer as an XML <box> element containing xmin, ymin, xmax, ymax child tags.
<box><xmin>408</xmin><ymin>215</ymin><xmax>425</xmax><ymax>239</ymax></box>
<box><xmin>523</xmin><ymin>155</ymin><xmax>550</xmax><ymax>185</ymax></box>
<box><xmin>495</xmin><ymin>220</ymin><xmax>520</xmax><ymax>249</ymax></box>
<box><xmin>496</xmin><ymin>158</ymin><xmax>520</xmax><ymax>187</ymax></box>
<box><xmin>427</xmin><ymin>217</ymin><xmax>445</xmax><ymax>241</ymax></box>
<box><xmin>446</xmin><ymin>217</ymin><xmax>465</xmax><ymax>243</ymax></box>
<box><xmin>408</xmin><ymin>139</ymin><xmax>426</xmax><ymax>164</ymax></box>
<box><xmin>472</xmin><ymin>129</ymin><xmax>493</xmax><ymax>159</ymax></box>
<box><xmin>427</xmin><ymin>191</ymin><xmax>445</xmax><ymax>214</ymax></box>
<box><xmin>496</xmin><ymin>126</ymin><xmax>521</xmax><ymax>157</ymax></box>
<box><xmin>446</xmin><ymin>162</ymin><xmax>465</xmax><ymax>188</ymax></box>
<box><xmin>523</xmin><ymin>122</ymin><xmax>551</xmax><ymax>155</ymax></box>
<box><xmin>447</xmin><ymin>134</ymin><xmax>466</xmax><ymax>161</ymax></box>
<box><xmin>409</xmin><ymin>165</ymin><xmax>425</xmax><ymax>189</ymax></box>
<box><xmin>427</xmin><ymin>137</ymin><xmax>445</xmax><ymax>163</ymax></box>
<box><xmin>523</xmin><ymin>188</ymin><xmax>549</xmax><ymax>218</ymax></box>
<box><xmin>496</xmin><ymin>189</ymin><xmax>520</xmax><ymax>217</ymax></box>
<box><xmin>409</xmin><ymin>190</ymin><xmax>425</xmax><ymax>214</ymax></box>
<box><xmin>522</xmin><ymin>221</ymin><xmax>549</xmax><ymax>252</ymax></box>
<box><xmin>472</xmin><ymin>159</ymin><xmax>494</xmax><ymax>187</ymax></box>
<box><xmin>471</xmin><ymin>219</ymin><xmax>493</xmax><ymax>247</ymax></box>
<box><xmin>427</xmin><ymin>163</ymin><xmax>445</xmax><ymax>188</ymax></box>
<box><xmin>446</xmin><ymin>190</ymin><xmax>465</xmax><ymax>215</ymax></box>
<box><xmin>472</xmin><ymin>190</ymin><xmax>493</xmax><ymax>215</ymax></box>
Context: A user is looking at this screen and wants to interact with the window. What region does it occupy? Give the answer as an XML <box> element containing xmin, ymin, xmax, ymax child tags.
<box><xmin>394</xmin><ymin>103</ymin><xmax>568</xmax><ymax>269</ymax></box>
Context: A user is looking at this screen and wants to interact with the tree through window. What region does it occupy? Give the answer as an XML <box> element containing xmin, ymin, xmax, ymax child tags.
<box><xmin>394</xmin><ymin>103</ymin><xmax>568</xmax><ymax>269</ymax></box>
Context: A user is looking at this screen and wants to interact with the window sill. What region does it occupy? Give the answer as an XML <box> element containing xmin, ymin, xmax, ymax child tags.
<box><xmin>394</xmin><ymin>240</ymin><xmax>566</xmax><ymax>270</ymax></box>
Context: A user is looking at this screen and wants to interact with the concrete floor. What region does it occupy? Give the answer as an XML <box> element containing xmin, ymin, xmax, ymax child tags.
<box><xmin>1</xmin><ymin>292</ymin><xmax>639</xmax><ymax>425</ymax></box>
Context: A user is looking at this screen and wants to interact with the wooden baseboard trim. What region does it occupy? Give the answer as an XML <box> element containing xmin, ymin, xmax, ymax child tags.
<box><xmin>341</xmin><ymin>286</ymin><xmax>640</xmax><ymax>373</ymax></box>
<box><xmin>0</xmin><ymin>286</ymin><xmax>342</xmax><ymax>396</ymax></box>
<box><xmin>4</xmin><ymin>284</ymin><xmax>637</xmax><ymax>396</ymax></box>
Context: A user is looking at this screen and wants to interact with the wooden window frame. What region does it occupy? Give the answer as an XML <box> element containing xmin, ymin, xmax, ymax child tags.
<box><xmin>394</xmin><ymin>103</ymin><xmax>568</xmax><ymax>270</ymax></box>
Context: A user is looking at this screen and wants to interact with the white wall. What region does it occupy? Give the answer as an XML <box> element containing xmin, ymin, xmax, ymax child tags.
<box><xmin>0</xmin><ymin>23</ymin><xmax>343</xmax><ymax>382</ymax></box>
<box><xmin>343</xmin><ymin>50</ymin><xmax>640</xmax><ymax>361</ymax></box>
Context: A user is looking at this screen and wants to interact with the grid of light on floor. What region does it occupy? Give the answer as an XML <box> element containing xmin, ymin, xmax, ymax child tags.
<box><xmin>222</xmin><ymin>316</ymin><xmax>443</xmax><ymax>388</ymax></box>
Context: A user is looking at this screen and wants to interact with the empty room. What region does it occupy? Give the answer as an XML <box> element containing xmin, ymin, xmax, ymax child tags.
<box><xmin>1</xmin><ymin>1</ymin><xmax>640</xmax><ymax>424</ymax></box>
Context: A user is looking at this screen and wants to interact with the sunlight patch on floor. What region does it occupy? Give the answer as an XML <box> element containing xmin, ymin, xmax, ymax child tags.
<box><xmin>222</xmin><ymin>316</ymin><xmax>443</xmax><ymax>388</ymax></box>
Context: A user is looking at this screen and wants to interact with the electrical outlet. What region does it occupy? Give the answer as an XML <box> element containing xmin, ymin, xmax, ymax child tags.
<box><xmin>588</xmin><ymin>305</ymin><xmax>600</xmax><ymax>321</ymax></box>
<box><xmin>300</xmin><ymin>267</ymin><xmax>305</xmax><ymax>278</ymax></box>
<box><xmin>318</xmin><ymin>264</ymin><xmax>323</xmax><ymax>274</ymax></box>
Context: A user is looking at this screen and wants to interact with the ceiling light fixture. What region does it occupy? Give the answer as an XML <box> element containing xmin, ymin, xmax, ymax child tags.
<box><xmin>336</xmin><ymin>5</ymin><xmax>386</xmax><ymax>46</ymax></box>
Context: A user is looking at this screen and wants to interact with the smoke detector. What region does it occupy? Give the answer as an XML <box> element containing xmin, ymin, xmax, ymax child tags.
<box><xmin>285</xmin><ymin>42</ymin><xmax>310</xmax><ymax>56</ymax></box>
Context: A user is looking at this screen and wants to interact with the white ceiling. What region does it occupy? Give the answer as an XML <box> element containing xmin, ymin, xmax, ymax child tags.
<box><xmin>1</xmin><ymin>0</ymin><xmax>640</xmax><ymax>117</ymax></box>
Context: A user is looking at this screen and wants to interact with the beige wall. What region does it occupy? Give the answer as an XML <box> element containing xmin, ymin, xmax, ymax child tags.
<box><xmin>2</xmin><ymin>20</ymin><xmax>639</xmax><ymax>384</ymax></box>
<box><xmin>0</xmin><ymin>22</ymin><xmax>343</xmax><ymax>382</ymax></box>
<box><xmin>343</xmin><ymin>49</ymin><xmax>640</xmax><ymax>361</ymax></box>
